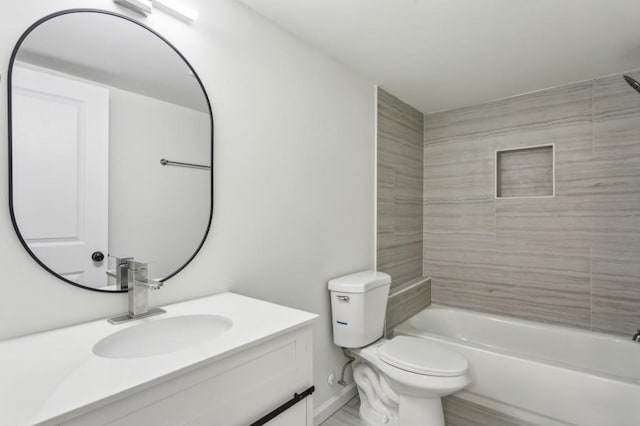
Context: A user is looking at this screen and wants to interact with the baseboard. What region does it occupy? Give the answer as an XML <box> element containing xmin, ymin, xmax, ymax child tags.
<box><xmin>313</xmin><ymin>383</ymin><xmax>357</xmax><ymax>425</ymax></box>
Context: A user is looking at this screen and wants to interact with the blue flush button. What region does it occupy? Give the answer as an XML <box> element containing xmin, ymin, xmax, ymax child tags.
<box><xmin>336</xmin><ymin>320</ymin><xmax>348</xmax><ymax>325</ymax></box>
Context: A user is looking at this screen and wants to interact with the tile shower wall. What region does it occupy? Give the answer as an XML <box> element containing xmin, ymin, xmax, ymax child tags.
<box><xmin>377</xmin><ymin>88</ymin><xmax>431</xmax><ymax>330</ymax></box>
<box><xmin>377</xmin><ymin>88</ymin><xmax>424</xmax><ymax>288</ymax></box>
<box><xmin>423</xmin><ymin>70</ymin><xmax>640</xmax><ymax>336</ymax></box>
<box><xmin>385</xmin><ymin>276</ymin><xmax>431</xmax><ymax>336</ymax></box>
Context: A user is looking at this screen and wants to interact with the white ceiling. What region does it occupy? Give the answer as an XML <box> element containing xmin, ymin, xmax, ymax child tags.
<box><xmin>238</xmin><ymin>0</ymin><xmax>640</xmax><ymax>113</ymax></box>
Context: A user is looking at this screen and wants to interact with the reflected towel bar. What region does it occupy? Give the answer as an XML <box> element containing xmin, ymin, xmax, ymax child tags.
<box><xmin>160</xmin><ymin>158</ymin><xmax>210</xmax><ymax>170</ymax></box>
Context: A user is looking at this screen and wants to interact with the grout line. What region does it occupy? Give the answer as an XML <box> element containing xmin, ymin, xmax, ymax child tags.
<box><xmin>422</xmin><ymin>113</ymin><xmax>427</xmax><ymax>278</ymax></box>
<box><xmin>591</xmin><ymin>80</ymin><xmax>595</xmax><ymax>159</ymax></box>
<box><xmin>494</xmin><ymin>196</ymin><xmax>497</xmax><ymax>242</ymax></box>
<box><xmin>589</xmin><ymin>80</ymin><xmax>594</xmax><ymax>332</ymax></box>
<box><xmin>373</xmin><ymin>84</ymin><xmax>378</xmax><ymax>270</ymax></box>
<box><xmin>589</xmin><ymin>245</ymin><xmax>593</xmax><ymax>331</ymax></box>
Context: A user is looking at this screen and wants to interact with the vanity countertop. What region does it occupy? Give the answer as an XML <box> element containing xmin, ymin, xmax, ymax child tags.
<box><xmin>0</xmin><ymin>292</ymin><xmax>317</xmax><ymax>426</ymax></box>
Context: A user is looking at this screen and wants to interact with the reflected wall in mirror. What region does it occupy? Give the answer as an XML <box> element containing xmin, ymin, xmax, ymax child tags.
<box><xmin>9</xmin><ymin>10</ymin><xmax>213</xmax><ymax>292</ymax></box>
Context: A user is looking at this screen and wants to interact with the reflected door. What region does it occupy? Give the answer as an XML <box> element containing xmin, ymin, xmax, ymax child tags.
<box><xmin>12</xmin><ymin>66</ymin><xmax>109</xmax><ymax>288</ymax></box>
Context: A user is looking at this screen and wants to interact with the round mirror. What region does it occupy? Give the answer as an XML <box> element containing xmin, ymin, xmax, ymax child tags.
<box><xmin>8</xmin><ymin>10</ymin><xmax>213</xmax><ymax>292</ymax></box>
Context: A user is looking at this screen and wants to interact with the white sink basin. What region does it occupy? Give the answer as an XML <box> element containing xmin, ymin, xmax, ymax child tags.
<box><xmin>93</xmin><ymin>314</ymin><xmax>233</xmax><ymax>359</ymax></box>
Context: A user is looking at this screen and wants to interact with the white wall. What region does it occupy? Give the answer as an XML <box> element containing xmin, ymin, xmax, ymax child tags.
<box><xmin>108</xmin><ymin>87</ymin><xmax>211</xmax><ymax>280</ymax></box>
<box><xmin>0</xmin><ymin>0</ymin><xmax>374</xmax><ymax>413</ymax></box>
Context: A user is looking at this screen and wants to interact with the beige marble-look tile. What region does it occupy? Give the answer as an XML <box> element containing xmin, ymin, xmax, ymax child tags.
<box><xmin>586</xmin><ymin>121</ymin><xmax>640</xmax><ymax>338</ymax></box>
<box><xmin>443</xmin><ymin>396</ymin><xmax>536</xmax><ymax>426</ymax></box>
<box><xmin>562</xmin><ymin>70</ymin><xmax>640</xmax><ymax>201</ymax></box>
<box><xmin>378</xmin><ymin>142</ymin><xmax>422</xmax><ymax>180</ymax></box>
<box><xmin>589</xmin><ymin>198</ymin><xmax>640</xmax><ymax>246</ymax></box>
<box><xmin>424</xmin><ymin>81</ymin><xmax>592</xmax><ymax>145</ymax></box>
<box><xmin>421</xmin><ymin>69</ymin><xmax>640</xmax><ymax>336</ymax></box>
<box><xmin>424</xmin><ymin>135</ymin><xmax>495</xmax><ymax>202</ymax></box>
<box><xmin>591</xmin><ymin>261</ymin><xmax>640</xmax><ymax>337</ymax></box>
<box><xmin>378</xmin><ymin>88</ymin><xmax>424</xmax><ymax>137</ymax></box>
<box><xmin>386</xmin><ymin>277</ymin><xmax>431</xmax><ymax>335</ymax></box>
<box><xmin>591</xmin><ymin>234</ymin><xmax>640</xmax><ymax>336</ymax></box>
<box><xmin>424</xmin><ymin>80</ymin><xmax>592</xmax><ymax>202</ymax></box>
<box><xmin>491</xmin><ymin>114</ymin><xmax>593</xmax><ymax>199</ymax></box>
<box><xmin>393</xmin><ymin>170</ymin><xmax>423</xmax><ymax>247</ymax></box>
<box><xmin>378</xmin><ymin>95</ymin><xmax>423</xmax><ymax>181</ymax></box>
<box><xmin>423</xmin><ymin>109</ymin><xmax>451</xmax><ymax>143</ymax></box>
<box><xmin>430</xmin><ymin>276</ymin><xmax>591</xmax><ymax>330</ymax></box>
<box><xmin>424</xmin><ymin>200</ymin><xmax>495</xmax><ymax>242</ymax></box>
<box><xmin>495</xmin><ymin>197</ymin><xmax>593</xmax><ymax>250</ymax></box>
<box><xmin>593</xmin><ymin>70</ymin><xmax>640</xmax><ymax>161</ymax></box>
<box><xmin>378</xmin><ymin>89</ymin><xmax>423</xmax><ymax>181</ymax></box>
<box><xmin>490</xmin><ymin>110</ymin><xmax>592</xmax><ymax>156</ymax></box>
<box><xmin>377</xmin><ymin>87</ymin><xmax>424</xmax><ymax>288</ymax></box>
<box><xmin>377</xmin><ymin>164</ymin><xmax>394</xmax><ymax>230</ymax></box>
<box><xmin>425</xmin><ymin>237</ymin><xmax>591</xmax><ymax>283</ymax></box>
<box><xmin>497</xmin><ymin>145</ymin><xmax>553</xmax><ymax>198</ymax></box>
<box><xmin>377</xmin><ymin>240</ymin><xmax>423</xmax><ymax>288</ymax></box>
<box><xmin>424</xmin><ymin>106</ymin><xmax>590</xmax><ymax>201</ymax></box>
<box><xmin>392</xmin><ymin>205</ymin><xmax>423</xmax><ymax>247</ymax></box>
<box><xmin>425</xmin><ymin>238</ymin><xmax>591</xmax><ymax>328</ymax></box>
<box><xmin>423</xmin><ymin>74</ymin><xmax>640</xmax><ymax>335</ymax></box>
<box><xmin>560</xmin><ymin>157</ymin><xmax>640</xmax><ymax>200</ymax></box>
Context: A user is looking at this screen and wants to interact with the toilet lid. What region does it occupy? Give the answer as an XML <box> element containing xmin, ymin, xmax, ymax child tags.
<box><xmin>378</xmin><ymin>336</ymin><xmax>469</xmax><ymax>377</ymax></box>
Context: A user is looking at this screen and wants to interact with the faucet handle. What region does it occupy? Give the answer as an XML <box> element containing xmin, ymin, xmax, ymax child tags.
<box><xmin>134</xmin><ymin>278</ymin><xmax>163</xmax><ymax>290</ymax></box>
<box><xmin>127</xmin><ymin>259</ymin><xmax>148</xmax><ymax>271</ymax></box>
<box><xmin>126</xmin><ymin>260</ymin><xmax>163</xmax><ymax>290</ymax></box>
<box><xmin>148</xmin><ymin>279</ymin><xmax>164</xmax><ymax>290</ymax></box>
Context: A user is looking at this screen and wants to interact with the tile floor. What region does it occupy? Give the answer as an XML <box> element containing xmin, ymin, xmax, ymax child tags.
<box><xmin>320</xmin><ymin>396</ymin><xmax>365</xmax><ymax>426</ymax></box>
<box><xmin>321</xmin><ymin>395</ymin><xmax>533</xmax><ymax>426</ymax></box>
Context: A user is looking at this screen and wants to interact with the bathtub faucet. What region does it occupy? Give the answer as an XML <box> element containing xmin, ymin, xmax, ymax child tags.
<box><xmin>633</xmin><ymin>330</ymin><xmax>640</xmax><ymax>343</ymax></box>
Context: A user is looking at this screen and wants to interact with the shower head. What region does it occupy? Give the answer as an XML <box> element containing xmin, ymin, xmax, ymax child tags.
<box><xmin>623</xmin><ymin>75</ymin><xmax>640</xmax><ymax>95</ymax></box>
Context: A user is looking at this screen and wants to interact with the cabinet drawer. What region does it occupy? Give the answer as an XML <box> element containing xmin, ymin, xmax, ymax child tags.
<box><xmin>61</xmin><ymin>327</ymin><xmax>312</xmax><ymax>426</ymax></box>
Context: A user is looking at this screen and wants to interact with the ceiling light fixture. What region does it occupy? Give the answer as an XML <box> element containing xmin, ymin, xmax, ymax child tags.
<box><xmin>153</xmin><ymin>0</ymin><xmax>199</xmax><ymax>22</ymax></box>
<box><xmin>113</xmin><ymin>0</ymin><xmax>152</xmax><ymax>16</ymax></box>
<box><xmin>113</xmin><ymin>0</ymin><xmax>199</xmax><ymax>22</ymax></box>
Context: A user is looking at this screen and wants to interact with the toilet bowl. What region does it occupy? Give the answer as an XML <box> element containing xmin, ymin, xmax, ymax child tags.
<box><xmin>328</xmin><ymin>271</ymin><xmax>471</xmax><ymax>426</ymax></box>
<box><xmin>351</xmin><ymin>336</ymin><xmax>469</xmax><ymax>426</ymax></box>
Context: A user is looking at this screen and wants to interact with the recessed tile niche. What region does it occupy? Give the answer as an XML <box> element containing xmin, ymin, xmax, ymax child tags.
<box><xmin>496</xmin><ymin>145</ymin><xmax>554</xmax><ymax>198</ymax></box>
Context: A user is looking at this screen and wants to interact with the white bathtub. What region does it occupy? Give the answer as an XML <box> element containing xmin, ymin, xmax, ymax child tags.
<box><xmin>394</xmin><ymin>305</ymin><xmax>640</xmax><ymax>426</ymax></box>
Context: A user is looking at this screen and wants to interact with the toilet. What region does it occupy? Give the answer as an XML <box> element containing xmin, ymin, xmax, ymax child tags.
<box><xmin>329</xmin><ymin>271</ymin><xmax>470</xmax><ymax>426</ymax></box>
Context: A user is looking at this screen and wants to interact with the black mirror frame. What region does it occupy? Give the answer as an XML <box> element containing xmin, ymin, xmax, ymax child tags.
<box><xmin>7</xmin><ymin>9</ymin><xmax>214</xmax><ymax>293</ymax></box>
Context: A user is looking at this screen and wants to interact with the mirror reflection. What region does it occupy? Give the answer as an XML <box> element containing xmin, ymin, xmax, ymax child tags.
<box><xmin>10</xmin><ymin>10</ymin><xmax>213</xmax><ymax>292</ymax></box>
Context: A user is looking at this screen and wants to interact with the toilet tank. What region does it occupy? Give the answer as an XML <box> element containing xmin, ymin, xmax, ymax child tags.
<box><xmin>328</xmin><ymin>271</ymin><xmax>391</xmax><ymax>348</ymax></box>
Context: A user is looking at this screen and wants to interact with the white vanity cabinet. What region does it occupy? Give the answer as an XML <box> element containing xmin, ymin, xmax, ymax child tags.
<box><xmin>0</xmin><ymin>293</ymin><xmax>317</xmax><ymax>426</ymax></box>
<box><xmin>59</xmin><ymin>326</ymin><xmax>313</xmax><ymax>426</ymax></box>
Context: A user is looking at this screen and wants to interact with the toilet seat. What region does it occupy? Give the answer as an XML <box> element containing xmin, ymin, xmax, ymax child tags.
<box><xmin>378</xmin><ymin>336</ymin><xmax>468</xmax><ymax>377</ymax></box>
<box><xmin>355</xmin><ymin>338</ymin><xmax>470</xmax><ymax>399</ymax></box>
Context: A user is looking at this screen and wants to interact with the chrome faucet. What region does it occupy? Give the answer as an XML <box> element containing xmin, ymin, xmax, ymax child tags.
<box><xmin>114</xmin><ymin>256</ymin><xmax>133</xmax><ymax>290</ymax></box>
<box><xmin>105</xmin><ymin>255</ymin><xmax>133</xmax><ymax>290</ymax></box>
<box><xmin>127</xmin><ymin>260</ymin><xmax>163</xmax><ymax>316</ymax></box>
<box><xmin>108</xmin><ymin>260</ymin><xmax>166</xmax><ymax>324</ymax></box>
<box><xmin>633</xmin><ymin>329</ymin><xmax>640</xmax><ymax>343</ymax></box>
